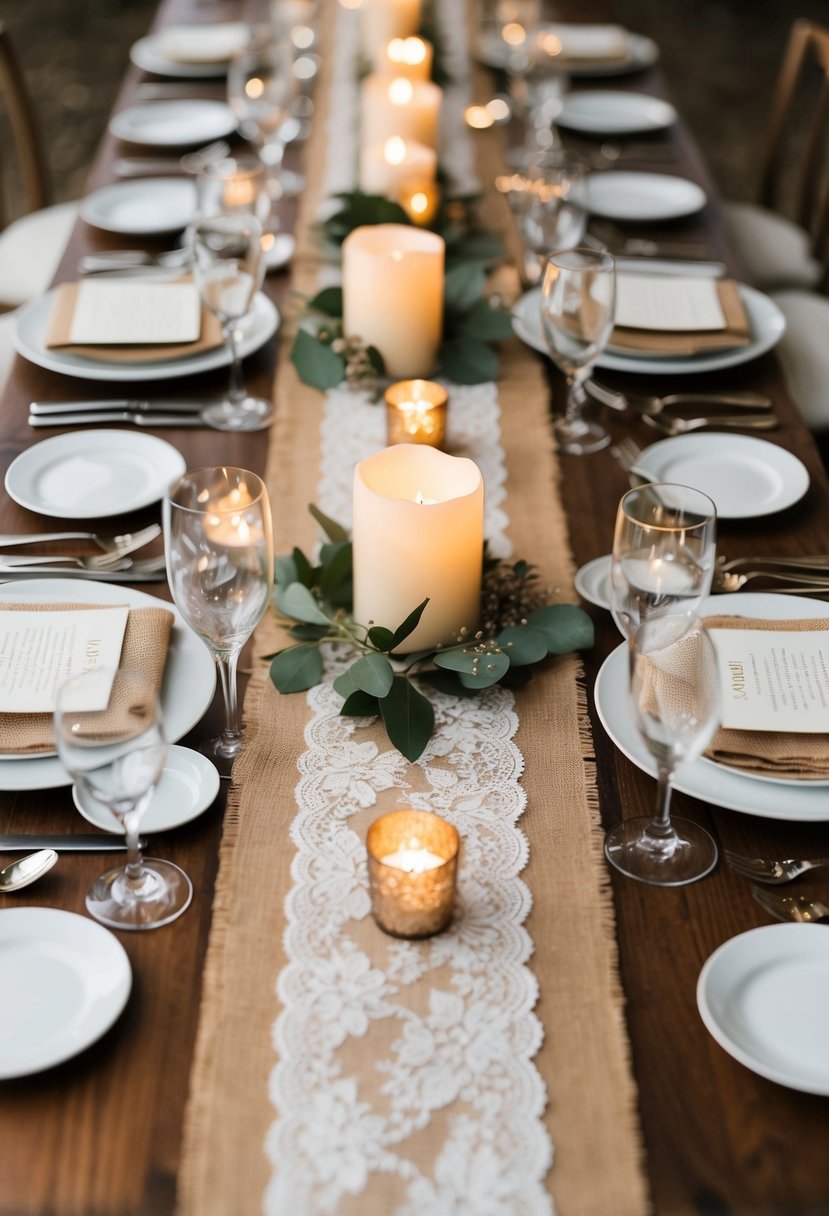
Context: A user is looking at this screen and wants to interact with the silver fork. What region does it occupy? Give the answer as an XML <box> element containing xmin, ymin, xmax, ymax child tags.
<box><xmin>0</xmin><ymin>551</ymin><xmax>131</xmax><ymax>572</ymax></box>
<box><xmin>0</xmin><ymin>523</ymin><xmax>160</xmax><ymax>558</ymax></box>
<box><xmin>642</xmin><ymin>413</ymin><xmax>780</xmax><ymax>436</ymax></box>
<box><xmin>113</xmin><ymin>139</ymin><xmax>229</xmax><ymax>178</ymax></box>
<box><xmin>713</xmin><ymin>566</ymin><xmax>829</xmax><ymax>592</ymax></box>
<box><xmin>609</xmin><ymin>436</ymin><xmax>644</xmax><ymax>475</ymax></box>
<box><xmin>589</xmin><ymin>381</ymin><xmax>772</xmax><ymax>416</ymax></box>
<box><xmin>752</xmin><ymin>886</ymin><xmax>829</xmax><ymax>924</ymax></box>
<box><xmin>725</xmin><ymin>850</ymin><xmax>829</xmax><ymax>884</ymax></box>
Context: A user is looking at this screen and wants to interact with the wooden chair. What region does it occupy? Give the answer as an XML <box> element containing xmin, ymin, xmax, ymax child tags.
<box><xmin>0</xmin><ymin>22</ymin><xmax>77</xmax><ymax>314</ymax></box>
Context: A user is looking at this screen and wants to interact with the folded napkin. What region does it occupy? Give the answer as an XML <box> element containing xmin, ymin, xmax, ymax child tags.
<box><xmin>45</xmin><ymin>281</ymin><xmax>223</xmax><ymax>364</ymax></box>
<box><xmin>610</xmin><ymin>279</ymin><xmax>751</xmax><ymax>357</ymax></box>
<box><xmin>0</xmin><ymin>603</ymin><xmax>174</xmax><ymax>756</ymax></box>
<box><xmin>157</xmin><ymin>22</ymin><xmax>249</xmax><ymax>64</ymax></box>
<box><xmin>542</xmin><ymin>23</ymin><xmax>629</xmax><ymax>63</ymax></box>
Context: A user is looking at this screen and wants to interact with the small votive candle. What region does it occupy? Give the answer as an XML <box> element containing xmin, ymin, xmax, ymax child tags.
<box><xmin>382</xmin><ymin>35</ymin><xmax>433</xmax><ymax>81</ymax></box>
<box><xmin>367</xmin><ymin>810</ymin><xmax>459</xmax><ymax>938</ymax></box>
<box><xmin>385</xmin><ymin>378</ymin><xmax>447</xmax><ymax>447</ymax></box>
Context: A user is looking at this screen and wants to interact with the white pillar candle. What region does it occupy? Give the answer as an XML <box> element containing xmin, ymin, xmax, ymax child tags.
<box><xmin>353</xmin><ymin>445</ymin><xmax>484</xmax><ymax>652</ymax></box>
<box><xmin>382</xmin><ymin>35</ymin><xmax>433</xmax><ymax>81</ymax></box>
<box><xmin>361</xmin><ymin>74</ymin><xmax>442</xmax><ymax>151</ymax></box>
<box><xmin>343</xmin><ymin>224</ymin><xmax>444</xmax><ymax>378</ymax></box>
<box><xmin>360</xmin><ymin>0</ymin><xmax>421</xmax><ymax>67</ymax></box>
<box><xmin>359</xmin><ymin>135</ymin><xmax>437</xmax><ymax>198</ymax></box>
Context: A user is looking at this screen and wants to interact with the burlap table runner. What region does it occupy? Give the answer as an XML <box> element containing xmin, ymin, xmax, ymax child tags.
<box><xmin>177</xmin><ymin>3</ymin><xmax>647</xmax><ymax>1212</ymax></box>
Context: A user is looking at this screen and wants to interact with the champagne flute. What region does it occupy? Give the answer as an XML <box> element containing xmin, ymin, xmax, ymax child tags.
<box><xmin>190</xmin><ymin>211</ymin><xmax>272</xmax><ymax>432</ymax></box>
<box><xmin>164</xmin><ymin>467</ymin><xmax>274</xmax><ymax>766</ymax></box>
<box><xmin>228</xmin><ymin>29</ymin><xmax>301</xmax><ymax>207</ymax></box>
<box><xmin>604</xmin><ymin>615</ymin><xmax>721</xmax><ymax>885</ymax></box>
<box><xmin>541</xmin><ymin>246</ymin><xmax>616</xmax><ymax>455</ymax></box>
<box><xmin>610</xmin><ymin>483</ymin><xmax>717</xmax><ymax>639</ymax></box>
<box><xmin>515</xmin><ymin>153</ymin><xmax>587</xmax><ymax>287</ymax></box>
<box><xmin>54</xmin><ymin>668</ymin><xmax>192</xmax><ymax>930</ymax></box>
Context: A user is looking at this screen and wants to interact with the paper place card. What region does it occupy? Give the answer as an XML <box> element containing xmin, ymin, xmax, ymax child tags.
<box><xmin>709</xmin><ymin>627</ymin><xmax>829</xmax><ymax>733</ymax></box>
<box><xmin>69</xmin><ymin>280</ymin><xmax>201</xmax><ymax>346</ymax></box>
<box><xmin>615</xmin><ymin>274</ymin><xmax>726</xmax><ymax>332</ymax></box>
<box><xmin>546</xmin><ymin>23</ymin><xmax>628</xmax><ymax>60</ymax></box>
<box><xmin>0</xmin><ymin>607</ymin><xmax>129</xmax><ymax>713</ymax></box>
<box><xmin>157</xmin><ymin>22</ymin><xmax>249</xmax><ymax>64</ymax></box>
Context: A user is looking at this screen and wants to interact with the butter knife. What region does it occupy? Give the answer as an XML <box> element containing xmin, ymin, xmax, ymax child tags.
<box><xmin>30</xmin><ymin>399</ymin><xmax>213</xmax><ymax>415</ymax></box>
<box><xmin>30</xmin><ymin>411</ymin><xmax>212</xmax><ymax>429</ymax></box>
<box><xmin>0</xmin><ymin>834</ymin><xmax>147</xmax><ymax>852</ymax></box>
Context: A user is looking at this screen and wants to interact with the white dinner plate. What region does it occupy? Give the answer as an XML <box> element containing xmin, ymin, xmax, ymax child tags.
<box><xmin>585</xmin><ymin>171</ymin><xmax>706</xmax><ymax>221</ymax></box>
<box><xmin>73</xmin><ymin>745</ymin><xmax>220</xmax><ymax>833</ymax></box>
<box><xmin>109</xmin><ymin>100</ymin><xmax>237</xmax><ymax>148</ymax></box>
<box><xmin>512</xmin><ymin>284</ymin><xmax>786</xmax><ymax>375</ymax></box>
<box><xmin>130</xmin><ymin>23</ymin><xmax>249</xmax><ymax>78</ymax></box>
<box><xmin>633</xmin><ymin>434</ymin><xmax>809</xmax><ymax>519</ymax></box>
<box><xmin>594</xmin><ymin>591</ymin><xmax>829</xmax><ymax>820</ymax></box>
<box><xmin>575</xmin><ymin>554</ymin><xmax>612</xmax><ymax>609</ymax></box>
<box><xmin>697</xmin><ymin>924</ymin><xmax>829</xmax><ymax>1095</ymax></box>
<box><xmin>5</xmin><ymin>430</ymin><xmax>186</xmax><ymax>519</ymax></box>
<box><xmin>477</xmin><ymin>28</ymin><xmax>659</xmax><ymax>77</ymax></box>
<box><xmin>130</xmin><ymin>34</ymin><xmax>229</xmax><ymax>78</ymax></box>
<box><xmin>557</xmin><ymin>90</ymin><xmax>677</xmax><ymax>135</ymax></box>
<box><xmin>13</xmin><ymin>289</ymin><xmax>278</xmax><ymax>383</ymax></box>
<box><xmin>0</xmin><ymin>579</ymin><xmax>216</xmax><ymax>791</ymax></box>
<box><xmin>80</xmin><ymin>178</ymin><xmax>197</xmax><ymax>236</ymax></box>
<box><xmin>0</xmin><ymin>908</ymin><xmax>131</xmax><ymax>1079</ymax></box>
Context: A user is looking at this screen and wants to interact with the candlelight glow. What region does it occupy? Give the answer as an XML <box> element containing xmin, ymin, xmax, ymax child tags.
<box><xmin>487</xmin><ymin>97</ymin><xmax>510</xmax><ymax>122</ymax></box>
<box><xmin>409</xmin><ymin>191</ymin><xmax>428</xmax><ymax>215</ymax></box>
<box><xmin>245</xmin><ymin>76</ymin><xmax>265</xmax><ymax>100</ymax></box>
<box><xmin>464</xmin><ymin>104</ymin><xmax>494</xmax><ymax>130</ymax></box>
<box><xmin>539</xmin><ymin>32</ymin><xmax>563</xmax><ymax>56</ymax></box>
<box><xmin>502</xmin><ymin>21</ymin><xmax>527</xmax><ymax>46</ymax></box>
<box><xmin>388</xmin><ymin>35</ymin><xmax>426</xmax><ymax>65</ymax></box>
<box><xmin>384</xmin><ymin>136</ymin><xmax>407</xmax><ymax>165</ymax></box>
<box><xmin>389</xmin><ymin>77</ymin><xmax>414</xmax><ymax>105</ymax></box>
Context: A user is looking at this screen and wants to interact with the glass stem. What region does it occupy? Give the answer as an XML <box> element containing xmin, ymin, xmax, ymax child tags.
<box><xmin>647</xmin><ymin>766</ymin><xmax>677</xmax><ymax>842</ymax></box>
<box><xmin>223</xmin><ymin>321</ymin><xmax>245</xmax><ymax>405</ymax></box>
<box><xmin>216</xmin><ymin>650</ymin><xmax>243</xmax><ymax>754</ymax></box>
<box><xmin>123</xmin><ymin>807</ymin><xmax>144</xmax><ymax>880</ymax></box>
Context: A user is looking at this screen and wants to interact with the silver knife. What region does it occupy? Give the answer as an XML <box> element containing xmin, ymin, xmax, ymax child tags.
<box><xmin>30</xmin><ymin>399</ymin><xmax>214</xmax><ymax>415</ymax></box>
<box><xmin>0</xmin><ymin>565</ymin><xmax>166</xmax><ymax>582</ymax></box>
<box><xmin>30</xmin><ymin>411</ymin><xmax>212</xmax><ymax>429</ymax></box>
<box><xmin>0</xmin><ymin>834</ymin><xmax>148</xmax><ymax>852</ymax></box>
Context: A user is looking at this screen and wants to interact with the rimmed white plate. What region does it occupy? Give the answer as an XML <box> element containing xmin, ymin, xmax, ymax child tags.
<box><xmin>557</xmin><ymin>90</ymin><xmax>677</xmax><ymax>135</ymax></box>
<box><xmin>512</xmin><ymin>284</ymin><xmax>786</xmax><ymax>375</ymax></box>
<box><xmin>73</xmin><ymin>745</ymin><xmax>220</xmax><ymax>832</ymax></box>
<box><xmin>14</xmin><ymin>289</ymin><xmax>278</xmax><ymax>383</ymax></box>
<box><xmin>634</xmin><ymin>434</ymin><xmax>809</xmax><ymax>519</ymax></box>
<box><xmin>697</xmin><ymin>924</ymin><xmax>829</xmax><ymax>1095</ymax></box>
<box><xmin>5</xmin><ymin>430</ymin><xmax>186</xmax><ymax>519</ymax></box>
<box><xmin>130</xmin><ymin>23</ymin><xmax>248</xmax><ymax>78</ymax></box>
<box><xmin>80</xmin><ymin>178</ymin><xmax>197</xmax><ymax>236</ymax></box>
<box><xmin>585</xmin><ymin>171</ymin><xmax>706</xmax><ymax>221</ymax></box>
<box><xmin>575</xmin><ymin>554</ymin><xmax>612</xmax><ymax>609</ymax></box>
<box><xmin>109</xmin><ymin>100</ymin><xmax>237</xmax><ymax>148</ymax></box>
<box><xmin>0</xmin><ymin>579</ymin><xmax>216</xmax><ymax>792</ymax></box>
<box><xmin>131</xmin><ymin>35</ymin><xmax>229</xmax><ymax>79</ymax></box>
<box><xmin>478</xmin><ymin>28</ymin><xmax>659</xmax><ymax>77</ymax></box>
<box><xmin>0</xmin><ymin>908</ymin><xmax>131</xmax><ymax>1079</ymax></box>
<box><xmin>594</xmin><ymin>591</ymin><xmax>829</xmax><ymax>820</ymax></box>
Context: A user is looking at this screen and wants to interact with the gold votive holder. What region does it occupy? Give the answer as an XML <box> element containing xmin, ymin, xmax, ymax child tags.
<box><xmin>367</xmin><ymin>810</ymin><xmax>460</xmax><ymax>939</ymax></box>
<box><xmin>385</xmin><ymin>379</ymin><xmax>448</xmax><ymax>448</ymax></box>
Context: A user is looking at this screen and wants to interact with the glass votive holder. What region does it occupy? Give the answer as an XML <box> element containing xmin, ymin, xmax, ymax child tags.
<box><xmin>196</xmin><ymin>154</ymin><xmax>269</xmax><ymax>224</ymax></box>
<box><xmin>366</xmin><ymin>810</ymin><xmax>460</xmax><ymax>939</ymax></box>
<box><xmin>385</xmin><ymin>379</ymin><xmax>448</xmax><ymax>448</ymax></box>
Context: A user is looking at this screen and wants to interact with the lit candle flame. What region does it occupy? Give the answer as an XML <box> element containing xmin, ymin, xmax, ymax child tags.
<box><xmin>387</xmin><ymin>36</ymin><xmax>427</xmax><ymax>66</ymax></box>
<box><xmin>384</xmin><ymin>136</ymin><xmax>407</xmax><ymax>165</ymax></box>
<box><xmin>388</xmin><ymin>77</ymin><xmax>414</xmax><ymax>105</ymax></box>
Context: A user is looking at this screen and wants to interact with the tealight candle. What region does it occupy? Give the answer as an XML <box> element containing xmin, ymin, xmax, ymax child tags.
<box><xmin>385</xmin><ymin>378</ymin><xmax>447</xmax><ymax>447</ymax></box>
<box><xmin>367</xmin><ymin>809</ymin><xmax>459</xmax><ymax>938</ymax></box>
<box><xmin>360</xmin><ymin>74</ymin><xmax>442</xmax><ymax>151</ymax></box>
<box><xmin>196</xmin><ymin>154</ymin><xmax>266</xmax><ymax>222</ymax></box>
<box><xmin>352</xmin><ymin>444</ymin><xmax>484</xmax><ymax>651</ymax></box>
<box><xmin>359</xmin><ymin>0</ymin><xmax>421</xmax><ymax>67</ymax></box>
<box><xmin>398</xmin><ymin>178</ymin><xmax>441</xmax><ymax>226</ymax></box>
<box><xmin>382</xmin><ymin>35</ymin><xmax>433</xmax><ymax>81</ymax></box>
<box><xmin>203</xmin><ymin>485</ymin><xmax>262</xmax><ymax>548</ymax></box>
<box><xmin>359</xmin><ymin>135</ymin><xmax>437</xmax><ymax>199</ymax></box>
<box><xmin>342</xmin><ymin>223</ymin><xmax>444</xmax><ymax>378</ymax></box>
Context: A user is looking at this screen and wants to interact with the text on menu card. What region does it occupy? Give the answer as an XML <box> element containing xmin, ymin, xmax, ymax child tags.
<box><xmin>709</xmin><ymin>627</ymin><xmax>829</xmax><ymax>731</ymax></box>
<box><xmin>0</xmin><ymin>607</ymin><xmax>129</xmax><ymax>712</ymax></box>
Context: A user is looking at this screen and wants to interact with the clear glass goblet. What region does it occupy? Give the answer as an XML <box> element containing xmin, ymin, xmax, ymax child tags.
<box><xmin>515</xmin><ymin>154</ymin><xmax>587</xmax><ymax>287</ymax></box>
<box><xmin>190</xmin><ymin>211</ymin><xmax>272</xmax><ymax>432</ymax></box>
<box><xmin>54</xmin><ymin>668</ymin><xmax>192</xmax><ymax>930</ymax></box>
<box><xmin>228</xmin><ymin>29</ymin><xmax>302</xmax><ymax>207</ymax></box>
<box><xmin>541</xmin><ymin>245</ymin><xmax>616</xmax><ymax>455</ymax></box>
<box><xmin>164</xmin><ymin>467</ymin><xmax>274</xmax><ymax>767</ymax></box>
<box><xmin>610</xmin><ymin>483</ymin><xmax>718</xmax><ymax>639</ymax></box>
<box><xmin>604</xmin><ymin>615</ymin><xmax>721</xmax><ymax>886</ymax></box>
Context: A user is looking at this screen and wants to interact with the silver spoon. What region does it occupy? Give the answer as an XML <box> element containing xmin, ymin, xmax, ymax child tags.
<box><xmin>0</xmin><ymin>849</ymin><xmax>58</xmax><ymax>893</ymax></box>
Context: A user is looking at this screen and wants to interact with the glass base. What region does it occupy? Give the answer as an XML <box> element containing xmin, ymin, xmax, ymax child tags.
<box><xmin>86</xmin><ymin>858</ymin><xmax>192</xmax><ymax>930</ymax></box>
<box><xmin>604</xmin><ymin>816</ymin><xmax>718</xmax><ymax>887</ymax></box>
<box><xmin>553</xmin><ymin>415</ymin><xmax>611</xmax><ymax>456</ymax></box>
<box><xmin>198</xmin><ymin>733</ymin><xmax>243</xmax><ymax>778</ymax></box>
<box><xmin>202</xmin><ymin>396</ymin><xmax>273</xmax><ymax>432</ymax></box>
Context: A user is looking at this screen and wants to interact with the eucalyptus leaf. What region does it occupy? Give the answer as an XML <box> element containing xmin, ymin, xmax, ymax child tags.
<box><xmin>290</xmin><ymin>623</ymin><xmax>330</xmax><ymax>641</ymax></box>
<box><xmin>291</xmin><ymin>329</ymin><xmax>345</xmax><ymax>391</ymax></box>
<box><xmin>347</xmin><ymin>652</ymin><xmax>395</xmax><ymax>697</ymax></box>
<box><xmin>275</xmin><ymin>554</ymin><xmax>298</xmax><ymax>587</ymax></box>
<box><xmin>450</xmin><ymin>231</ymin><xmax>507</xmax><ymax>264</ymax></box>
<box><xmin>459</xmin><ymin>299</ymin><xmax>515</xmax><ymax>342</ymax></box>
<box><xmin>270</xmin><ymin>645</ymin><xmax>323</xmax><ymax>693</ymax></box>
<box><xmin>434</xmin><ymin>646</ymin><xmax>510</xmax><ymax>685</ymax></box>
<box><xmin>319</xmin><ymin>542</ymin><xmax>353</xmax><ymax>598</ymax></box>
<box><xmin>496</xmin><ymin>625</ymin><xmax>549</xmax><ymax>666</ymax></box>
<box><xmin>276</xmin><ymin>581</ymin><xmax>330</xmax><ymax>626</ymax></box>
<box><xmin>309</xmin><ymin>504</ymin><xmax>350</xmax><ymax>543</ymax></box>
<box><xmin>418</xmin><ymin>668</ymin><xmax>479</xmax><ymax>698</ymax></box>
<box><xmin>444</xmin><ymin>261</ymin><xmax>487</xmax><ymax>313</ymax></box>
<box><xmin>438</xmin><ymin>337</ymin><xmax>499</xmax><ymax>385</ymax></box>
<box><xmin>528</xmin><ymin>604</ymin><xmax>595</xmax><ymax>654</ymax></box>
<box><xmin>340</xmin><ymin>690</ymin><xmax>380</xmax><ymax>717</ymax></box>
<box><xmin>380</xmin><ymin>676</ymin><xmax>435</xmax><ymax>762</ymax></box>
<box><xmin>328</xmin><ymin>575</ymin><xmax>353</xmax><ymax>609</ymax></box>
<box><xmin>390</xmin><ymin>598</ymin><xmax>430</xmax><ymax>649</ymax></box>
<box><xmin>292</xmin><ymin>546</ymin><xmax>314</xmax><ymax>586</ymax></box>
<box><xmin>368</xmin><ymin>625</ymin><xmax>395</xmax><ymax>651</ymax></box>
<box><xmin>308</xmin><ymin>285</ymin><xmax>343</xmax><ymax>317</ymax></box>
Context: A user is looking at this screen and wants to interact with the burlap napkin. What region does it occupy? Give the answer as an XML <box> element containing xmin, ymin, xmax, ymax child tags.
<box><xmin>0</xmin><ymin>603</ymin><xmax>174</xmax><ymax>755</ymax></box>
<box><xmin>45</xmin><ymin>281</ymin><xmax>224</xmax><ymax>364</ymax></box>
<box><xmin>610</xmin><ymin>279</ymin><xmax>751</xmax><ymax>356</ymax></box>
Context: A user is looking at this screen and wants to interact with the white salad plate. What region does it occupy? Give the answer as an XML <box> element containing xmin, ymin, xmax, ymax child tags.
<box><xmin>697</xmin><ymin>924</ymin><xmax>829</xmax><ymax>1095</ymax></box>
<box><xmin>478</xmin><ymin>28</ymin><xmax>659</xmax><ymax>77</ymax></box>
<box><xmin>594</xmin><ymin>591</ymin><xmax>829</xmax><ymax>820</ymax></box>
<box><xmin>584</xmin><ymin>171</ymin><xmax>706</xmax><ymax>221</ymax></box>
<box><xmin>109</xmin><ymin>100</ymin><xmax>237</xmax><ymax>148</ymax></box>
<box><xmin>14</xmin><ymin>289</ymin><xmax>278</xmax><ymax>383</ymax></box>
<box><xmin>5</xmin><ymin>430</ymin><xmax>186</xmax><ymax>519</ymax></box>
<box><xmin>512</xmin><ymin>284</ymin><xmax>786</xmax><ymax>375</ymax></box>
<box><xmin>633</xmin><ymin>434</ymin><xmax>810</xmax><ymax>519</ymax></box>
<box><xmin>80</xmin><ymin>178</ymin><xmax>198</xmax><ymax>236</ymax></box>
<box><xmin>557</xmin><ymin>90</ymin><xmax>677</xmax><ymax>135</ymax></box>
<box><xmin>130</xmin><ymin>23</ymin><xmax>249</xmax><ymax>78</ymax></box>
<box><xmin>0</xmin><ymin>579</ymin><xmax>216</xmax><ymax>792</ymax></box>
<box><xmin>0</xmin><ymin>908</ymin><xmax>131</xmax><ymax>1079</ymax></box>
<box><xmin>73</xmin><ymin>745</ymin><xmax>220</xmax><ymax>833</ymax></box>
<box><xmin>574</xmin><ymin>554</ymin><xmax>612</xmax><ymax>610</ymax></box>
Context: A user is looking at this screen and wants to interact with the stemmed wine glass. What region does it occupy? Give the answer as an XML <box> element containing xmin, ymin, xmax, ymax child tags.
<box><xmin>227</xmin><ymin>29</ymin><xmax>302</xmax><ymax>208</ymax></box>
<box><xmin>54</xmin><ymin>668</ymin><xmax>192</xmax><ymax>930</ymax></box>
<box><xmin>610</xmin><ymin>483</ymin><xmax>718</xmax><ymax>639</ymax></box>
<box><xmin>190</xmin><ymin>211</ymin><xmax>272</xmax><ymax>432</ymax></box>
<box><xmin>164</xmin><ymin>467</ymin><xmax>274</xmax><ymax>767</ymax></box>
<box><xmin>541</xmin><ymin>246</ymin><xmax>616</xmax><ymax>455</ymax></box>
<box><xmin>604</xmin><ymin>614</ymin><xmax>721</xmax><ymax>885</ymax></box>
<box><xmin>514</xmin><ymin>153</ymin><xmax>587</xmax><ymax>287</ymax></box>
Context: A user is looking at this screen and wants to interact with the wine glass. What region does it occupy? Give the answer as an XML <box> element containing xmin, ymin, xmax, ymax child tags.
<box><xmin>604</xmin><ymin>614</ymin><xmax>721</xmax><ymax>885</ymax></box>
<box><xmin>610</xmin><ymin>483</ymin><xmax>718</xmax><ymax>639</ymax></box>
<box><xmin>228</xmin><ymin>29</ymin><xmax>302</xmax><ymax>207</ymax></box>
<box><xmin>541</xmin><ymin>246</ymin><xmax>616</xmax><ymax>455</ymax></box>
<box><xmin>54</xmin><ymin>668</ymin><xmax>192</xmax><ymax>930</ymax></box>
<box><xmin>164</xmin><ymin>467</ymin><xmax>274</xmax><ymax>767</ymax></box>
<box><xmin>190</xmin><ymin>212</ymin><xmax>272</xmax><ymax>432</ymax></box>
<box><xmin>514</xmin><ymin>154</ymin><xmax>587</xmax><ymax>287</ymax></box>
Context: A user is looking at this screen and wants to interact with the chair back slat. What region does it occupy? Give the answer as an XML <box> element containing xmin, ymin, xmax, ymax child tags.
<box><xmin>0</xmin><ymin>22</ymin><xmax>51</xmax><ymax>226</ymax></box>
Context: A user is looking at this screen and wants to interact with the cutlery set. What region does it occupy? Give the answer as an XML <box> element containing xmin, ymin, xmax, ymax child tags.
<box><xmin>722</xmin><ymin>852</ymin><xmax>829</xmax><ymax>925</ymax></box>
<box><xmin>588</xmin><ymin>380</ymin><xmax>779</xmax><ymax>434</ymax></box>
<box><xmin>28</xmin><ymin>399</ymin><xmax>226</xmax><ymax>430</ymax></box>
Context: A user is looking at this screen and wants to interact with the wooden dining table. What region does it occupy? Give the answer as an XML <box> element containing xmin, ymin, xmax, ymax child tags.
<box><xmin>2</xmin><ymin>1</ymin><xmax>829</xmax><ymax>1213</ymax></box>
